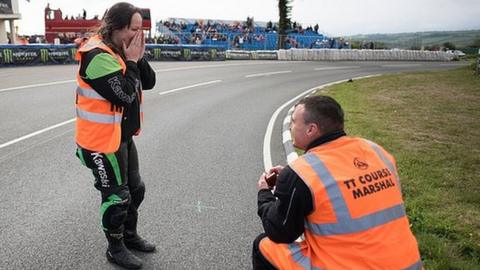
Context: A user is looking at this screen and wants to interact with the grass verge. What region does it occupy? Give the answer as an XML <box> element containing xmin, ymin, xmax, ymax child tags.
<box><xmin>317</xmin><ymin>66</ymin><xmax>480</xmax><ymax>269</ymax></box>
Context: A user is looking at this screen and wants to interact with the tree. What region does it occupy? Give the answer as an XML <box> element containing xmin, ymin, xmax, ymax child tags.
<box><xmin>425</xmin><ymin>44</ymin><xmax>441</xmax><ymax>51</ymax></box>
<box><xmin>443</xmin><ymin>42</ymin><xmax>456</xmax><ymax>51</ymax></box>
<box><xmin>471</xmin><ymin>38</ymin><xmax>480</xmax><ymax>48</ymax></box>
<box><xmin>278</xmin><ymin>0</ymin><xmax>293</xmax><ymax>49</ymax></box>
<box><xmin>350</xmin><ymin>41</ymin><xmax>361</xmax><ymax>50</ymax></box>
<box><xmin>374</xmin><ymin>42</ymin><xmax>388</xmax><ymax>50</ymax></box>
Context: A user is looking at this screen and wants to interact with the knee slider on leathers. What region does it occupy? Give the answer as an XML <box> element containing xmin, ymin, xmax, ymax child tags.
<box><xmin>101</xmin><ymin>189</ymin><xmax>131</xmax><ymax>230</ymax></box>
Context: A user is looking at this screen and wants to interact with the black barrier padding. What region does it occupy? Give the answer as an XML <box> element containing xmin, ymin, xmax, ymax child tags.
<box><xmin>0</xmin><ymin>44</ymin><xmax>226</xmax><ymax>67</ymax></box>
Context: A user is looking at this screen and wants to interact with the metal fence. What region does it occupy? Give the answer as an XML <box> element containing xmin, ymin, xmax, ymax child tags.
<box><xmin>153</xmin><ymin>31</ymin><xmax>350</xmax><ymax>51</ymax></box>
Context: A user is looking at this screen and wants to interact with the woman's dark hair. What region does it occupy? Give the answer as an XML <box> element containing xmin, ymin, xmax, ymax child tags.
<box><xmin>97</xmin><ymin>2</ymin><xmax>142</xmax><ymax>52</ymax></box>
<box><xmin>296</xmin><ymin>95</ymin><xmax>344</xmax><ymax>133</ymax></box>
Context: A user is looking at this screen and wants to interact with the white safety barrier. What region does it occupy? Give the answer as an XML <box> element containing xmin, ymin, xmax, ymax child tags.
<box><xmin>226</xmin><ymin>49</ymin><xmax>455</xmax><ymax>61</ymax></box>
<box><xmin>277</xmin><ymin>49</ymin><xmax>455</xmax><ymax>61</ymax></box>
<box><xmin>226</xmin><ymin>50</ymin><xmax>277</xmax><ymax>60</ymax></box>
<box><xmin>250</xmin><ymin>50</ymin><xmax>278</xmax><ymax>60</ymax></box>
<box><xmin>225</xmin><ymin>50</ymin><xmax>252</xmax><ymax>60</ymax></box>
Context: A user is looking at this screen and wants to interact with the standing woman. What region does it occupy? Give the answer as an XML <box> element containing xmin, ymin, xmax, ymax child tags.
<box><xmin>75</xmin><ymin>3</ymin><xmax>155</xmax><ymax>269</ymax></box>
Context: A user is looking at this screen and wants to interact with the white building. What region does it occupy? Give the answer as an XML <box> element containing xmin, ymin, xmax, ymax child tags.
<box><xmin>0</xmin><ymin>0</ymin><xmax>21</xmax><ymax>44</ymax></box>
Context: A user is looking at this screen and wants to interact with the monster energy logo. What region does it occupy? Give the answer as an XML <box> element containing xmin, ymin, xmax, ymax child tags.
<box><xmin>40</xmin><ymin>49</ymin><xmax>49</xmax><ymax>63</ymax></box>
<box><xmin>183</xmin><ymin>48</ymin><xmax>191</xmax><ymax>60</ymax></box>
<box><xmin>70</xmin><ymin>48</ymin><xmax>77</xmax><ymax>60</ymax></box>
<box><xmin>153</xmin><ymin>48</ymin><xmax>161</xmax><ymax>59</ymax></box>
<box><xmin>210</xmin><ymin>49</ymin><xmax>217</xmax><ymax>60</ymax></box>
<box><xmin>2</xmin><ymin>49</ymin><xmax>13</xmax><ymax>64</ymax></box>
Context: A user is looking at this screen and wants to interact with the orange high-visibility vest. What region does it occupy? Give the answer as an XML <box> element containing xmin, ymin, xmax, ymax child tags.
<box><xmin>75</xmin><ymin>35</ymin><xmax>143</xmax><ymax>153</ymax></box>
<box><xmin>260</xmin><ymin>136</ymin><xmax>422</xmax><ymax>270</ymax></box>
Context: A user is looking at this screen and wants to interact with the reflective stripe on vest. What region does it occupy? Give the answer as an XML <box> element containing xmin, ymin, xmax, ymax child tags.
<box><xmin>76</xmin><ymin>86</ymin><xmax>106</xmax><ymax>100</ymax></box>
<box><xmin>303</xmin><ymin>152</ymin><xmax>406</xmax><ymax>236</ymax></box>
<box><xmin>364</xmin><ymin>139</ymin><xmax>402</xmax><ymax>191</ymax></box>
<box><xmin>76</xmin><ymin>108</ymin><xmax>122</xmax><ymax>124</ymax></box>
<box><xmin>404</xmin><ymin>260</ymin><xmax>423</xmax><ymax>270</ymax></box>
<box><xmin>75</xmin><ymin>35</ymin><xmax>127</xmax><ymax>153</ymax></box>
<box><xmin>288</xmin><ymin>242</ymin><xmax>423</xmax><ymax>270</ymax></box>
<box><xmin>288</xmin><ymin>243</ymin><xmax>325</xmax><ymax>270</ymax></box>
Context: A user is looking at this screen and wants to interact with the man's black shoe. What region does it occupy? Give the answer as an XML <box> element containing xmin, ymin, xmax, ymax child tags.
<box><xmin>124</xmin><ymin>234</ymin><xmax>156</xmax><ymax>252</ymax></box>
<box><xmin>106</xmin><ymin>248</ymin><xmax>143</xmax><ymax>269</ymax></box>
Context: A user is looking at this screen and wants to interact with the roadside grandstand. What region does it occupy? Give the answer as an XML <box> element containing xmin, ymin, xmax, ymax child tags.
<box><xmin>154</xmin><ymin>18</ymin><xmax>350</xmax><ymax>50</ymax></box>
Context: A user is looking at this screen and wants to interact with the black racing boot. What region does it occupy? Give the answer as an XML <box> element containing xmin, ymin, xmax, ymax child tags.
<box><xmin>105</xmin><ymin>231</ymin><xmax>143</xmax><ymax>269</ymax></box>
<box><xmin>124</xmin><ymin>230</ymin><xmax>156</xmax><ymax>252</ymax></box>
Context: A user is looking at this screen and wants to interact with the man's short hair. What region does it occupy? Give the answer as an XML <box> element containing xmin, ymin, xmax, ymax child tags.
<box><xmin>296</xmin><ymin>95</ymin><xmax>344</xmax><ymax>132</ymax></box>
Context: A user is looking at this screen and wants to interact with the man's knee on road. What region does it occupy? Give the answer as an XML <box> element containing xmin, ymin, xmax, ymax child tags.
<box><xmin>252</xmin><ymin>233</ymin><xmax>277</xmax><ymax>270</ymax></box>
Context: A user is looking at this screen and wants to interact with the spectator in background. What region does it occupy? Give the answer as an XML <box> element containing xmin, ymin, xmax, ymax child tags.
<box><xmin>266</xmin><ymin>21</ymin><xmax>273</xmax><ymax>31</ymax></box>
<box><xmin>19</xmin><ymin>37</ymin><xmax>29</xmax><ymax>45</ymax></box>
<box><xmin>195</xmin><ymin>35</ymin><xmax>202</xmax><ymax>45</ymax></box>
<box><xmin>45</xmin><ymin>3</ymin><xmax>51</xmax><ymax>19</ymax></box>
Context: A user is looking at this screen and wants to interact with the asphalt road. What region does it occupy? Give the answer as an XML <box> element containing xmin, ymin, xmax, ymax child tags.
<box><xmin>0</xmin><ymin>60</ymin><xmax>467</xmax><ymax>269</ymax></box>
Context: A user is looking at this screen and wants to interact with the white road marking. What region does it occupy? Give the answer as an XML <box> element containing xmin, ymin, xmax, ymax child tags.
<box><xmin>182</xmin><ymin>201</ymin><xmax>217</xmax><ymax>213</ymax></box>
<box><xmin>1</xmin><ymin>79</ymin><xmax>222</xmax><ymax>148</ymax></box>
<box><xmin>0</xmin><ymin>118</ymin><xmax>75</xmax><ymax>149</ymax></box>
<box><xmin>0</xmin><ymin>79</ymin><xmax>76</xmax><ymax>93</ymax></box>
<box><xmin>439</xmin><ymin>63</ymin><xmax>469</xmax><ymax>66</ymax></box>
<box><xmin>380</xmin><ymin>64</ymin><xmax>421</xmax><ymax>67</ymax></box>
<box><xmin>314</xmin><ymin>66</ymin><xmax>360</xmax><ymax>71</ymax></box>
<box><xmin>264</xmin><ymin>74</ymin><xmax>382</xmax><ymax>170</ymax></box>
<box><xmin>0</xmin><ymin>62</ymin><xmax>288</xmax><ymax>94</ymax></box>
<box><xmin>282</xmin><ymin>130</ymin><xmax>292</xmax><ymax>144</ymax></box>
<box><xmin>245</xmin><ymin>70</ymin><xmax>292</xmax><ymax>78</ymax></box>
<box><xmin>0</xmin><ymin>128</ymin><xmax>74</xmax><ymax>164</ymax></box>
<box><xmin>263</xmin><ymin>86</ymin><xmax>317</xmax><ymax>171</ymax></box>
<box><xmin>153</xmin><ymin>61</ymin><xmax>290</xmax><ymax>73</ymax></box>
<box><xmin>159</xmin><ymin>80</ymin><xmax>222</xmax><ymax>96</ymax></box>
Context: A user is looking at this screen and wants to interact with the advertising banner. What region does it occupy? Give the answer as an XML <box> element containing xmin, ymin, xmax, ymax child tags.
<box><xmin>144</xmin><ymin>45</ymin><xmax>226</xmax><ymax>61</ymax></box>
<box><xmin>0</xmin><ymin>44</ymin><xmax>226</xmax><ymax>66</ymax></box>
<box><xmin>0</xmin><ymin>45</ymin><xmax>77</xmax><ymax>66</ymax></box>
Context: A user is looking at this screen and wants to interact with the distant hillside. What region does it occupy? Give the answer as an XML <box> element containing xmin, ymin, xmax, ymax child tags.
<box><xmin>348</xmin><ymin>30</ymin><xmax>480</xmax><ymax>49</ymax></box>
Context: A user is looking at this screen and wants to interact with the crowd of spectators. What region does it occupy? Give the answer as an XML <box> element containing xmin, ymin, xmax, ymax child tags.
<box><xmin>154</xmin><ymin>17</ymin><xmax>334</xmax><ymax>50</ymax></box>
<box><xmin>145</xmin><ymin>35</ymin><xmax>180</xmax><ymax>45</ymax></box>
<box><xmin>5</xmin><ymin>35</ymin><xmax>47</xmax><ymax>45</ymax></box>
<box><xmin>310</xmin><ymin>37</ymin><xmax>350</xmax><ymax>49</ymax></box>
<box><xmin>157</xmin><ymin>18</ymin><xmax>257</xmax><ymax>46</ymax></box>
<box><xmin>11</xmin><ymin>10</ymin><xmax>349</xmax><ymax>49</ymax></box>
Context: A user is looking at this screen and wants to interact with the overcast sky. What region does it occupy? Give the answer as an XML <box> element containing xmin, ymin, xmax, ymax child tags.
<box><xmin>15</xmin><ymin>0</ymin><xmax>480</xmax><ymax>36</ymax></box>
